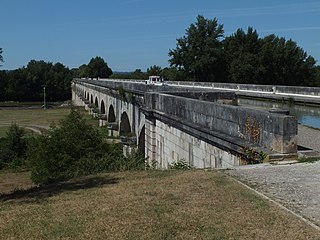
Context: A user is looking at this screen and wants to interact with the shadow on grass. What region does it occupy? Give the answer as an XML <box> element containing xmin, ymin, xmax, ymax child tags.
<box><xmin>0</xmin><ymin>175</ymin><xmax>119</xmax><ymax>203</ymax></box>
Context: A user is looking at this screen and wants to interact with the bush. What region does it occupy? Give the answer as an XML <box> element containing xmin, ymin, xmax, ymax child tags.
<box><xmin>28</xmin><ymin>109</ymin><xmax>146</xmax><ymax>185</ymax></box>
<box><xmin>169</xmin><ymin>160</ymin><xmax>192</xmax><ymax>170</ymax></box>
<box><xmin>0</xmin><ymin>123</ymin><xmax>27</xmax><ymax>170</ymax></box>
<box><xmin>28</xmin><ymin>109</ymin><xmax>111</xmax><ymax>184</ymax></box>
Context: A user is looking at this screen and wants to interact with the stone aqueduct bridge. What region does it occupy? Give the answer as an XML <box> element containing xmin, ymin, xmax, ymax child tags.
<box><xmin>72</xmin><ymin>78</ymin><xmax>304</xmax><ymax>169</ymax></box>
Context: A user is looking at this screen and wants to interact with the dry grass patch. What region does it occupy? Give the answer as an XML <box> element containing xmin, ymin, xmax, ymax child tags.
<box><xmin>0</xmin><ymin>107</ymin><xmax>99</xmax><ymax>137</ymax></box>
<box><xmin>0</xmin><ymin>170</ymin><xmax>319</xmax><ymax>239</ymax></box>
<box><xmin>0</xmin><ymin>171</ymin><xmax>35</xmax><ymax>194</ymax></box>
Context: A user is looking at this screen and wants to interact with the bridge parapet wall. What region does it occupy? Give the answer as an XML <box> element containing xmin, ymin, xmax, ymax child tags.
<box><xmin>76</xmin><ymin>78</ymin><xmax>320</xmax><ymax>97</ymax></box>
<box><xmin>145</xmin><ymin>92</ymin><xmax>297</xmax><ymax>154</ymax></box>
<box><xmin>74</xmin><ymin>78</ymin><xmax>170</xmax><ymax>94</ymax></box>
<box><xmin>167</xmin><ymin>81</ymin><xmax>320</xmax><ymax>97</ymax></box>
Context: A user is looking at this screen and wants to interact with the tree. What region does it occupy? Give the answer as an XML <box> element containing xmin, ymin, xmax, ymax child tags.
<box><xmin>315</xmin><ymin>66</ymin><xmax>320</xmax><ymax>86</ymax></box>
<box><xmin>169</xmin><ymin>15</ymin><xmax>226</xmax><ymax>82</ymax></box>
<box><xmin>75</xmin><ymin>64</ymin><xmax>89</xmax><ymax>78</ymax></box>
<box><xmin>161</xmin><ymin>67</ymin><xmax>186</xmax><ymax>81</ymax></box>
<box><xmin>28</xmin><ymin>109</ymin><xmax>110</xmax><ymax>184</ymax></box>
<box><xmin>0</xmin><ymin>48</ymin><xmax>3</xmax><ymax>66</ymax></box>
<box><xmin>0</xmin><ymin>70</ymin><xmax>8</xmax><ymax>101</ymax></box>
<box><xmin>0</xmin><ymin>123</ymin><xmax>27</xmax><ymax>169</ymax></box>
<box><xmin>86</xmin><ymin>56</ymin><xmax>113</xmax><ymax>78</ymax></box>
<box><xmin>259</xmin><ymin>35</ymin><xmax>317</xmax><ymax>86</ymax></box>
<box><xmin>147</xmin><ymin>65</ymin><xmax>162</xmax><ymax>76</ymax></box>
<box><xmin>131</xmin><ymin>69</ymin><xmax>147</xmax><ymax>79</ymax></box>
<box><xmin>224</xmin><ymin>27</ymin><xmax>262</xmax><ymax>84</ymax></box>
<box><xmin>1</xmin><ymin>60</ymin><xmax>72</xmax><ymax>101</ymax></box>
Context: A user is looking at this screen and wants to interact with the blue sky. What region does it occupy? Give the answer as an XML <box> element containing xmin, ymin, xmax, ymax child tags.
<box><xmin>1</xmin><ymin>0</ymin><xmax>320</xmax><ymax>71</ymax></box>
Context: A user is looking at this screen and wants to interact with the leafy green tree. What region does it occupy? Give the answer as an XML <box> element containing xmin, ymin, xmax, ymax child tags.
<box><xmin>0</xmin><ymin>123</ymin><xmax>27</xmax><ymax>169</ymax></box>
<box><xmin>224</xmin><ymin>27</ymin><xmax>262</xmax><ymax>84</ymax></box>
<box><xmin>28</xmin><ymin>109</ymin><xmax>110</xmax><ymax>184</ymax></box>
<box><xmin>147</xmin><ymin>65</ymin><xmax>162</xmax><ymax>76</ymax></box>
<box><xmin>86</xmin><ymin>56</ymin><xmax>113</xmax><ymax>78</ymax></box>
<box><xmin>161</xmin><ymin>67</ymin><xmax>187</xmax><ymax>81</ymax></box>
<box><xmin>131</xmin><ymin>69</ymin><xmax>147</xmax><ymax>79</ymax></box>
<box><xmin>259</xmin><ymin>35</ymin><xmax>317</xmax><ymax>86</ymax></box>
<box><xmin>169</xmin><ymin>15</ymin><xmax>226</xmax><ymax>82</ymax></box>
<box><xmin>315</xmin><ymin>66</ymin><xmax>320</xmax><ymax>86</ymax></box>
<box><xmin>0</xmin><ymin>48</ymin><xmax>3</xmax><ymax>66</ymax></box>
<box><xmin>2</xmin><ymin>60</ymin><xmax>72</xmax><ymax>101</ymax></box>
<box><xmin>0</xmin><ymin>70</ymin><xmax>8</xmax><ymax>101</ymax></box>
<box><xmin>110</xmin><ymin>69</ymin><xmax>148</xmax><ymax>80</ymax></box>
<box><xmin>75</xmin><ymin>64</ymin><xmax>89</xmax><ymax>78</ymax></box>
<box><xmin>6</xmin><ymin>123</ymin><xmax>26</xmax><ymax>158</ymax></box>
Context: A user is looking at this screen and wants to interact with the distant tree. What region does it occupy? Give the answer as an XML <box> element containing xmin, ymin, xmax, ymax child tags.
<box><xmin>110</xmin><ymin>69</ymin><xmax>147</xmax><ymax>80</ymax></box>
<box><xmin>0</xmin><ymin>48</ymin><xmax>3</xmax><ymax>66</ymax></box>
<box><xmin>0</xmin><ymin>70</ymin><xmax>7</xmax><ymax>101</ymax></box>
<box><xmin>131</xmin><ymin>69</ymin><xmax>147</xmax><ymax>79</ymax></box>
<box><xmin>2</xmin><ymin>60</ymin><xmax>72</xmax><ymax>101</ymax></box>
<box><xmin>259</xmin><ymin>35</ymin><xmax>317</xmax><ymax>86</ymax></box>
<box><xmin>161</xmin><ymin>67</ymin><xmax>187</xmax><ymax>81</ymax></box>
<box><xmin>315</xmin><ymin>66</ymin><xmax>320</xmax><ymax>86</ymax></box>
<box><xmin>169</xmin><ymin>15</ymin><xmax>226</xmax><ymax>82</ymax></box>
<box><xmin>224</xmin><ymin>27</ymin><xmax>262</xmax><ymax>84</ymax></box>
<box><xmin>86</xmin><ymin>56</ymin><xmax>113</xmax><ymax>78</ymax></box>
<box><xmin>73</xmin><ymin>64</ymin><xmax>89</xmax><ymax>78</ymax></box>
<box><xmin>147</xmin><ymin>65</ymin><xmax>162</xmax><ymax>76</ymax></box>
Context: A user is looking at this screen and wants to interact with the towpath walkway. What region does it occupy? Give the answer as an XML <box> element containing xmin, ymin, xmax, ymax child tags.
<box><xmin>227</xmin><ymin>125</ymin><xmax>320</xmax><ymax>229</ymax></box>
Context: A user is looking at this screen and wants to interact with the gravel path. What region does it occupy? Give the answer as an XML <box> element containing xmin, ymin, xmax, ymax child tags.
<box><xmin>227</xmin><ymin>162</ymin><xmax>320</xmax><ymax>227</ymax></box>
<box><xmin>298</xmin><ymin>125</ymin><xmax>320</xmax><ymax>152</ymax></box>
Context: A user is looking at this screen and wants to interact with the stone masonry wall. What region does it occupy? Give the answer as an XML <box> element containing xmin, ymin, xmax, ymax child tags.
<box><xmin>145</xmin><ymin>93</ymin><xmax>297</xmax><ymax>154</ymax></box>
<box><xmin>153</xmin><ymin>119</ymin><xmax>239</xmax><ymax>169</ymax></box>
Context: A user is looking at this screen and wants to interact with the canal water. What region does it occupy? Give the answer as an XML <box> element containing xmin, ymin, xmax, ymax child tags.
<box><xmin>238</xmin><ymin>98</ymin><xmax>320</xmax><ymax>129</ymax></box>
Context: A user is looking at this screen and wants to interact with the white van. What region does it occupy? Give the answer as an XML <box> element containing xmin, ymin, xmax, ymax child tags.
<box><xmin>145</xmin><ymin>75</ymin><xmax>166</xmax><ymax>86</ymax></box>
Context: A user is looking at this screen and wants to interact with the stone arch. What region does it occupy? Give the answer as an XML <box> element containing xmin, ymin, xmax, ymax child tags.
<box><xmin>138</xmin><ymin>125</ymin><xmax>145</xmax><ymax>154</ymax></box>
<box><xmin>100</xmin><ymin>100</ymin><xmax>106</xmax><ymax>114</ymax></box>
<box><xmin>95</xmin><ymin>97</ymin><xmax>99</xmax><ymax>108</ymax></box>
<box><xmin>108</xmin><ymin>105</ymin><xmax>116</xmax><ymax>122</ymax></box>
<box><xmin>120</xmin><ymin>112</ymin><xmax>131</xmax><ymax>135</ymax></box>
<box><xmin>90</xmin><ymin>94</ymin><xmax>94</xmax><ymax>104</ymax></box>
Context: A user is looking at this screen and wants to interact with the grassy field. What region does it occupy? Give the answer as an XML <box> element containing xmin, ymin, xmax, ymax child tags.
<box><xmin>0</xmin><ymin>170</ymin><xmax>319</xmax><ymax>240</ymax></box>
<box><xmin>0</xmin><ymin>106</ymin><xmax>99</xmax><ymax>137</ymax></box>
<box><xmin>1</xmin><ymin>105</ymin><xmax>319</xmax><ymax>239</ymax></box>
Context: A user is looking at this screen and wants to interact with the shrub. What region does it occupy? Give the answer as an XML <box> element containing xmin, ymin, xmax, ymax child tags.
<box><xmin>169</xmin><ymin>159</ymin><xmax>192</xmax><ymax>170</ymax></box>
<box><xmin>0</xmin><ymin>123</ymin><xmax>27</xmax><ymax>170</ymax></box>
<box><xmin>28</xmin><ymin>109</ymin><xmax>147</xmax><ymax>184</ymax></box>
<box><xmin>28</xmin><ymin>109</ymin><xmax>112</xmax><ymax>184</ymax></box>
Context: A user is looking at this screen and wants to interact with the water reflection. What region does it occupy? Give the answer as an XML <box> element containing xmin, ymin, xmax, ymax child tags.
<box><xmin>238</xmin><ymin>98</ymin><xmax>320</xmax><ymax>129</ymax></box>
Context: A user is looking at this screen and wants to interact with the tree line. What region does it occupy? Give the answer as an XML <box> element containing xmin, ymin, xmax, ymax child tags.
<box><xmin>1</xmin><ymin>15</ymin><xmax>320</xmax><ymax>103</ymax></box>
<box><xmin>168</xmin><ymin>15</ymin><xmax>320</xmax><ymax>86</ymax></box>
<box><xmin>111</xmin><ymin>16</ymin><xmax>320</xmax><ymax>86</ymax></box>
<box><xmin>0</xmin><ymin>56</ymin><xmax>113</xmax><ymax>102</ymax></box>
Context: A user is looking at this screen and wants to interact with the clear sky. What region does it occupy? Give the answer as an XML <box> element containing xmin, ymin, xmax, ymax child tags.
<box><xmin>1</xmin><ymin>0</ymin><xmax>320</xmax><ymax>71</ymax></box>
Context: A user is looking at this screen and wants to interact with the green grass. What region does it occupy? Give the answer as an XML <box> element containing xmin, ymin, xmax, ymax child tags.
<box><xmin>0</xmin><ymin>102</ymin><xmax>44</xmax><ymax>107</ymax></box>
<box><xmin>0</xmin><ymin>106</ymin><xmax>99</xmax><ymax>137</ymax></box>
<box><xmin>0</xmin><ymin>170</ymin><xmax>319</xmax><ymax>240</ymax></box>
<box><xmin>298</xmin><ymin>156</ymin><xmax>320</xmax><ymax>163</ymax></box>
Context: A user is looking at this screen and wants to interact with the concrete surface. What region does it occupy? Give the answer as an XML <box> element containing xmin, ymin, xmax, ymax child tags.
<box><xmin>227</xmin><ymin>161</ymin><xmax>320</xmax><ymax>227</ymax></box>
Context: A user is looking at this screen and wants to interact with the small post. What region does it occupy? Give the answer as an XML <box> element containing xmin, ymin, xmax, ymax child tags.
<box><xmin>43</xmin><ymin>86</ymin><xmax>46</xmax><ymax>109</ymax></box>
